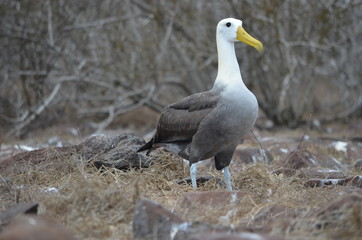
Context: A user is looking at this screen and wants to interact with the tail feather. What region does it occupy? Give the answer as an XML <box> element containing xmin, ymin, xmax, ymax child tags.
<box><xmin>137</xmin><ymin>139</ymin><xmax>154</xmax><ymax>152</ymax></box>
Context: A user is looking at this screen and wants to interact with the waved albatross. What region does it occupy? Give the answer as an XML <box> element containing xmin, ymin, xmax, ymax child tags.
<box><xmin>138</xmin><ymin>18</ymin><xmax>263</xmax><ymax>190</ymax></box>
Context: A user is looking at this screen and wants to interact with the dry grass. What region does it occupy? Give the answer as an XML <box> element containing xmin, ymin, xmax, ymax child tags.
<box><xmin>1</xmin><ymin>145</ymin><xmax>361</xmax><ymax>240</ymax></box>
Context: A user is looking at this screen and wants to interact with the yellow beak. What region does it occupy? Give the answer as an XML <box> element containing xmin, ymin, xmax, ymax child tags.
<box><xmin>236</xmin><ymin>26</ymin><xmax>263</xmax><ymax>52</ymax></box>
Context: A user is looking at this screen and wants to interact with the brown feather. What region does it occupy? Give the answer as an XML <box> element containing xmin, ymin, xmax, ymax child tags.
<box><xmin>154</xmin><ymin>91</ymin><xmax>219</xmax><ymax>143</ymax></box>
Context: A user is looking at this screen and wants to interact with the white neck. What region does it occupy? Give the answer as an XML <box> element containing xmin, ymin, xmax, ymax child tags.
<box><xmin>213</xmin><ymin>37</ymin><xmax>245</xmax><ymax>90</ymax></box>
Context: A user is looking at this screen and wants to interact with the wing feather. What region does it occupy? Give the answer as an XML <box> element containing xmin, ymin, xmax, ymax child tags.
<box><xmin>154</xmin><ymin>91</ymin><xmax>219</xmax><ymax>143</ymax></box>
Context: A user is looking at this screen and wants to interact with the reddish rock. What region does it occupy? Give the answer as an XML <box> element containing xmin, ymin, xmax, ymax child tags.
<box><xmin>354</xmin><ymin>159</ymin><xmax>362</xmax><ymax>170</ymax></box>
<box><xmin>0</xmin><ymin>202</ymin><xmax>38</xmax><ymax>226</ymax></box>
<box><xmin>187</xmin><ymin>232</ymin><xmax>284</xmax><ymax>240</ymax></box>
<box><xmin>312</xmin><ymin>193</ymin><xmax>362</xmax><ymax>217</ymax></box>
<box><xmin>232</xmin><ymin>148</ymin><xmax>273</xmax><ymax>165</ymax></box>
<box><xmin>262</xmin><ymin>137</ymin><xmax>297</xmax><ymax>160</ymax></box>
<box><xmin>310</xmin><ymin>149</ymin><xmax>346</xmax><ymax>170</ymax></box>
<box><xmin>240</xmin><ymin>204</ymin><xmax>300</xmax><ymax>231</ymax></box>
<box><xmin>0</xmin><ymin>147</ymin><xmax>76</xmax><ymax>175</ymax></box>
<box><xmin>0</xmin><ymin>214</ymin><xmax>77</xmax><ymax>240</ymax></box>
<box><xmin>280</xmin><ymin>149</ymin><xmax>346</xmax><ymax>171</ymax></box>
<box><xmin>132</xmin><ymin>199</ymin><xmax>247</xmax><ymax>240</ymax></box>
<box><xmin>133</xmin><ymin>199</ymin><xmax>184</xmax><ymax>240</ymax></box>
<box><xmin>281</xmin><ymin>149</ymin><xmax>318</xmax><ymax>170</ymax></box>
<box><xmin>181</xmin><ymin>191</ymin><xmax>249</xmax><ymax>208</ymax></box>
<box><xmin>297</xmin><ymin>168</ymin><xmax>347</xmax><ymax>179</ymax></box>
<box><xmin>347</xmin><ymin>145</ymin><xmax>362</xmax><ymax>161</ymax></box>
<box><xmin>304</xmin><ymin>176</ymin><xmax>362</xmax><ymax>188</ymax></box>
<box><xmin>172</xmin><ymin>222</ymin><xmax>231</xmax><ymax>240</ymax></box>
<box><xmin>272</xmin><ymin>167</ymin><xmax>346</xmax><ymax>179</ymax></box>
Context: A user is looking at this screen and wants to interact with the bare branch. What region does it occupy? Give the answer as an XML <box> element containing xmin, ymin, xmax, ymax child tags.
<box><xmin>5</xmin><ymin>83</ymin><xmax>62</xmax><ymax>137</ymax></box>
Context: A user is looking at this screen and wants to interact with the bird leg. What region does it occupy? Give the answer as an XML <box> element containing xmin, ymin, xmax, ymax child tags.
<box><xmin>190</xmin><ymin>163</ymin><xmax>198</xmax><ymax>189</ymax></box>
<box><xmin>223</xmin><ymin>166</ymin><xmax>233</xmax><ymax>191</ymax></box>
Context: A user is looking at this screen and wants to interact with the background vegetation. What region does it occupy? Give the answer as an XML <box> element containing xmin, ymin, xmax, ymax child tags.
<box><xmin>0</xmin><ymin>0</ymin><xmax>361</xmax><ymax>138</ymax></box>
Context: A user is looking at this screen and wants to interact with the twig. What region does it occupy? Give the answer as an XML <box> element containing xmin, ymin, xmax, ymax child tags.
<box><xmin>250</xmin><ymin>129</ymin><xmax>267</xmax><ymax>163</ymax></box>
<box><xmin>62</xmin><ymin>16</ymin><xmax>132</xmax><ymax>31</ymax></box>
<box><xmin>297</xmin><ymin>113</ymin><xmax>312</xmax><ymax>150</ymax></box>
<box><xmin>47</xmin><ymin>0</ymin><xmax>54</xmax><ymax>47</ymax></box>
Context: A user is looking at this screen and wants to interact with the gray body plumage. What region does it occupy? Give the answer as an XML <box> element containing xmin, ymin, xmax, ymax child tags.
<box><xmin>141</xmin><ymin>84</ymin><xmax>258</xmax><ymax>170</ymax></box>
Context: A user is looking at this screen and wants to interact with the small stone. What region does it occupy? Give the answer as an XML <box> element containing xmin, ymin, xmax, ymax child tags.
<box><xmin>298</xmin><ymin>168</ymin><xmax>346</xmax><ymax>179</ymax></box>
<box><xmin>0</xmin><ymin>214</ymin><xmax>76</xmax><ymax>240</ymax></box>
<box><xmin>282</xmin><ymin>149</ymin><xmax>318</xmax><ymax>170</ymax></box>
<box><xmin>312</xmin><ymin>193</ymin><xmax>362</xmax><ymax>217</ymax></box>
<box><xmin>133</xmin><ymin>199</ymin><xmax>184</xmax><ymax>240</ymax></box>
<box><xmin>329</xmin><ymin>141</ymin><xmax>348</xmax><ymax>154</ymax></box>
<box><xmin>232</xmin><ymin>148</ymin><xmax>273</xmax><ymax>165</ymax></box>
<box><xmin>354</xmin><ymin>159</ymin><xmax>362</xmax><ymax>170</ymax></box>
<box><xmin>304</xmin><ymin>176</ymin><xmax>362</xmax><ymax>188</ymax></box>
<box><xmin>0</xmin><ymin>202</ymin><xmax>38</xmax><ymax>226</ymax></box>
<box><xmin>281</xmin><ymin>149</ymin><xmax>346</xmax><ymax>171</ymax></box>
<box><xmin>187</xmin><ymin>232</ymin><xmax>285</xmax><ymax>240</ymax></box>
<box><xmin>240</xmin><ymin>204</ymin><xmax>299</xmax><ymax>231</ymax></box>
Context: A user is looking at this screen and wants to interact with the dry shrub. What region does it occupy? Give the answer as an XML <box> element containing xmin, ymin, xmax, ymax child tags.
<box><xmin>1</xmin><ymin>149</ymin><xmax>193</xmax><ymax>239</ymax></box>
<box><xmin>1</xmin><ymin>147</ymin><xmax>362</xmax><ymax>240</ymax></box>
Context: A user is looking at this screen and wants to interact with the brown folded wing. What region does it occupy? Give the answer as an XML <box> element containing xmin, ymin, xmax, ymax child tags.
<box><xmin>154</xmin><ymin>91</ymin><xmax>219</xmax><ymax>144</ymax></box>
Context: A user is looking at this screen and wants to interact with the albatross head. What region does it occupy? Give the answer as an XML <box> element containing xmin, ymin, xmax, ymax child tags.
<box><xmin>217</xmin><ymin>18</ymin><xmax>263</xmax><ymax>52</ymax></box>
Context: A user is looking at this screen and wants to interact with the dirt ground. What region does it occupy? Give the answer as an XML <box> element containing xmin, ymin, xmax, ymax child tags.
<box><xmin>0</xmin><ymin>118</ymin><xmax>361</xmax><ymax>240</ymax></box>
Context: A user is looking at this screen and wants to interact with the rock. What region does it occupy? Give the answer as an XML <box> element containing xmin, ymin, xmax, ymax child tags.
<box><xmin>0</xmin><ymin>202</ymin><xmax>38</xmax><ymax>226</ymax></box>
<box><xmin>132</xmin><ymin>199</ymin><xmax>237</xmax><ymax>240</ymax></box>
<box><xmin>187</xmin><ymin>232</ymin><xmax>284</xmax><ymax>240</ymax></box>
<box><xmin>354</xmin><ymin>159</ymin><xmax>362</xmax><ymax>170</ymax></box>
<box><xmin>297</xmin><ymin>168</ymin><xmax>347</xmax><ymax>179</ymax></box>
<box><xmin>262</xmin><ymin>138</ymin><xmax>297</xmax><ymax>161</ymax></box>
<box><xmin>281</xmin><ymin>149</ymin><xmax>318</xmax><ymax>170</ymax></box>
<box><xmin>311</xmin><ymin>149</ymin><xmax>347</xmax><ymax>170</ymax></box>
<box><xmin>304</xmin><ymin>176</ymin><xmax>362</xmax><ymax>188</ymax></box>
<box><xmin>0</xmin><ymin>214</ymin><xmax>77</xmax><ymax>240</ymax></box>
<box><xmin>347</xmin><ymin>188</ymin><xmax>362</xmax><ymax>195</ymax></box>
<box><xmin>172</xmin><ymin>222</ymin><xmax>231</xmax><ymax>240</ymax></box>
<box><xmin>239</xmin><ymin>204</ymin><xmax>299</xmax><ymax>232</ymax></box>
<box><xmin>232</xmin><ymin>148</ymin><xmax>273</xmax><ymax>166</ymax></box>
<box><xmin>0</xmin><ymin>147</ymin><xmax>76</xmax><ymax>175</ymax></box>
<box><xmin>133</xmin><ymin>199</ymin><xmax>184</xmax><ymax>240</ymax></box>
<box><xmin>272</xmin><ymin>167</ymin><xmax>346</xmax><ymax>179</ymax></box>
<box><xmin>347</xmin><ymin>145</ymin><xmax>362</xmax><ymax>161</ymax></box>
<box><xmin>307</xmin><ymin>192</ymin><xmax>362</xmax><ymax>234</ymax></box>
<box><xmin>280</xmin><ymin>149</ymin><xmax>346</xmax><ymax>171</ymax></box>
<box><xmin>313</xmin><ymin>193</ymin><xmax>362</xmax><ymax>216</ymax></box>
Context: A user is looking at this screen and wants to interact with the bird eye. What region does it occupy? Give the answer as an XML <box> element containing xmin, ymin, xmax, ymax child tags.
<box><xmin>226</xmin><ymin>22</ymin><xmax>231</xmax><ymax>27</ymax></box>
